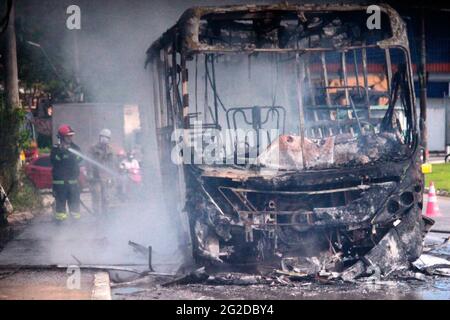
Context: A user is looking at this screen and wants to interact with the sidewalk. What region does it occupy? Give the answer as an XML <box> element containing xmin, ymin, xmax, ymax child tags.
<box><xmin>428</xmin><ymin>155</ymin><xmax>446</xmax><ymax>164</ymax></box>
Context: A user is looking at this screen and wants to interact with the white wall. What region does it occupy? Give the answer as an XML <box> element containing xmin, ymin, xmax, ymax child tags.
<box><xmin>422</xmin><ymin>98</ymin><xmax>447</xmax><ymax>152</ymax></box>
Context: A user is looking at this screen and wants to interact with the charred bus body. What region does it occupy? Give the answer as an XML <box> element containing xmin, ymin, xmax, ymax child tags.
<box><xmin>146</xmin><ymin>4</ymin><xmax>431</xmax><ymax>279</ymax></box>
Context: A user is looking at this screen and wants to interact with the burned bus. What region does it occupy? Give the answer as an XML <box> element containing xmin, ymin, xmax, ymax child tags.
<box><xmin>145</xmin><ymin>3</ymin><xmax>430</xmax><ymax>279</ymax></box>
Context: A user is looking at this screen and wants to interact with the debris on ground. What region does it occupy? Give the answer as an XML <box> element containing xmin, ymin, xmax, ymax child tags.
<box><xmin>71</xmin><ymin>254</ymin><xmax>82</xmax><ymax>265</ymax></box>
<box><xmin>155</xmin><ymin>238</ymin><xmax>450</xmax><ymax>288</ymax></box>
<box><xmin>128</xmin><ymin>241</ymin><xmax>148</xmax><ymax>256</ymax></box>
<box><xmin>162</xmin><ymin>267</ymin><xmax>210</xmax><ymax>287</ymax></box>
<box><xmin>207</xmin><ymin>274</ymin><xmax>274</xmax><ymax>286</ymax></box>
<box><xmin>413</xmin><ymin>254</ymin><xmax>450</xmax><ymax>277</ymax></box>
<box><xmin>128</xmin><ymin>240</ymin><xmax>154</xmax><ymax>271</ymax></box>
<box><xmin>423</xmin><ymin>236</ymin><xmax>450</xmax><ymax>253</ymax></box>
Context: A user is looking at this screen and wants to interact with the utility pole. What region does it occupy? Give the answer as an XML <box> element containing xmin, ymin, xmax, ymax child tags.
<box><xmin>419</xmin><ymin>11</ymin><xmax>428</xmax><ymax>162</ymax></box>
<box><xmin>4</xmin><ymin>0</ymin><xmax>19</xmax><ymax>109</ymax></box>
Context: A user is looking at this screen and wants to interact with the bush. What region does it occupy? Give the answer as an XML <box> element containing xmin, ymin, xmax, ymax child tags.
<box><xmin>38</xmin><ymin>146</ymin><xmax>51</xmax><ymax>154</ymax></box>
<box><xmin>9</xmin><ymin>170</ymin><xmax>42</xmax><ymax>212</ymax></box>
<box><xmin>0</xmin><ymin>98</ymin><xmax>41</xmax><ymax>217</ymax></box>
<box><xmin>0</xmin><ymin>98</ymin><xmax>24</xmax><ymax>189</ymax></box>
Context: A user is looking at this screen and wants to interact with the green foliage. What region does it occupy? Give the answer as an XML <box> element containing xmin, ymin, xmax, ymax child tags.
<box><xmin>9</xmin><ymin>170</ymin><xmax>42</xmax><ymax>212</ymax></box>
<box><xmin>0</xmin><ymin>98</ymin><xmax>24</xmax><ymax>189</ymax></box>
<box><xmin>0</xmin><ymin>98</ymin><xmax>31</xmax><ymax>150</ymax></box>
<box><xmin>1</xmin><ymin>99</ymin><xmax>42</xmax><ymax>216</ymax></box>
<box><xmin>425</xmin><ymin>163</ymin><xmax>450</xmax><ymax>192</ymax></box>
<box><xmin>38</xmin><ymin>147</ymin><xmax>51</xmax><ymax>154</ymax></box>
<box><xmin>15</xmin><ymin>6</ymin><xmax>79</xmax><ymax>102</ymax></box>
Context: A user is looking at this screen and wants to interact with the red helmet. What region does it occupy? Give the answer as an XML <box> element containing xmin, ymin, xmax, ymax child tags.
<box><xmin>58</xmin><ymin>124</ymin><xmax>75</xmax><ymax>137</ymax></box>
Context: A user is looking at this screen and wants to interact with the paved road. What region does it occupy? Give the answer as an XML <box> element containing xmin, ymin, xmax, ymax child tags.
<box><xmin>0</xmin><ymin>191</ymin><xmax>182</xmax><ymax>300</ymax></box>
<box><xmin>0</xmin><ymin>191</ymin><xmax>182</xmax><ymax>271</ymax></box>
<box><xmin>0</xmin><ymin>269</ymin><xmax>96</xmax><ymax>300</ymax></box>
<box><xmin>423</xmin><ymin>195</ymin><xmax>450</xmax><ymax>231</ymax></box>
<box><xmin>1</xmin><ymin>195</ymin><xmax>450</xmax><ymax>300</ymax></box>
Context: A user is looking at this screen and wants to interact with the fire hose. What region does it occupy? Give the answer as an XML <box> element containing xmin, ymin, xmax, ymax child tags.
<box><xmin>67</xmin><ymin>147</ymin><xmax>139</xmax><ymax>214</ymax></box>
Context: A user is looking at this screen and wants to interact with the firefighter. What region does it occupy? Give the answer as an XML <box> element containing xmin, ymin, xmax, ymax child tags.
<box><xmin>50</xmin><ymin>124</ymin><xmax>82</xmax><ymax>222</ymax></box>
<box><xmin>87</xmin><ymin>128</ymin><xmax>115</xmax><ymax>215</ymax></box>
<box><xmin>116</xmin><ymin>149</ymin><xmax>127</xmax><ymax>201</ymax></box>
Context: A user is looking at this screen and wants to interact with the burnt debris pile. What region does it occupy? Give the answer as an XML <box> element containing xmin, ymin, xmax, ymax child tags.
<box><xmin>258</xmin><ymin>130</ymin><xmax>409</xmax><ymax>170</ymax></box>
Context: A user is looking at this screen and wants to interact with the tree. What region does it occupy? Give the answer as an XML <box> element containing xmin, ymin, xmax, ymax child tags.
<box><xmin>3</xmin><ymin>0</ymin><xmax>19</xmax><ymax>109</ymax></box>
<box><xmin>0</xmin><ymin>0</ymin><xmax>21</xmax><ymax>210</ymax></box>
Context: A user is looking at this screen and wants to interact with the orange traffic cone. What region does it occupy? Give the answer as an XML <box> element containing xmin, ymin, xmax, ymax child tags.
<box><xmin>426</xmin><ymin>181</ymin><xmax>442</xmax><ymax>217</ymax></box>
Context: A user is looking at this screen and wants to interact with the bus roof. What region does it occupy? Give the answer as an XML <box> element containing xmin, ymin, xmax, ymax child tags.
<box><xmin>146</xmin><ymin>3</ymin><xmax>408</xmax><ymax>61</ymax></box>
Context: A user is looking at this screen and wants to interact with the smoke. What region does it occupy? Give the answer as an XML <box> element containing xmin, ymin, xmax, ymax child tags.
<box><xmin>13</xmin><ymin>0</ymin><xmax>362</xmax><ymax>273</ymax></box>
<box><xmin>0</xmin><ymin>0</ymin><xmax>387</xmax><ymax>276</ymax></box>
<box><xmin>8</xmin><ymin>0</ymin><xmax>282</xmax><ymax>273</ymax></box>
<box><xmin>61</xmin><ymin>0</ymin><xmax>275</xmax><ymax>103</ymax></box>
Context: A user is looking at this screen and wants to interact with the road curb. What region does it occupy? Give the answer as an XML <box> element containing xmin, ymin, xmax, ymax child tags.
<box><xmin>424</xmin><ymin>189</ymin><xmax>450</xmax><ymax>197</ymax></box>
<box><xmin>91</xmin><ymin>272</ymin><xmax>112</xmax><ymax>300</ymax></box>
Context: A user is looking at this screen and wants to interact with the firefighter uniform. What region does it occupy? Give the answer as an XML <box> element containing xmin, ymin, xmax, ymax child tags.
<box><xmin>50</xmin><ymin>143</ymin><xmax>82</xmax><ymax>221</ymax></box>
<box><xmin>88</xmin><ymin>142</ymin><xmax>115</xmax><ymax>215</ymax></box>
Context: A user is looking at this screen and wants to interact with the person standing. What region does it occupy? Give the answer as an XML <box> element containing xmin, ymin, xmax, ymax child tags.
<box><xmin>87</xmin><ymin>129</ymin><xmax>115</xmax><ymax>215</ymax></box>
<box><xmin>119</xmin><ymin>151</ymin><xmax>140</xmax><ymax>171</ymax></box>
<box><xmin>50</xmin><ymin>124</ymin><xmax>82</xmax><ymax>222</ymax></box>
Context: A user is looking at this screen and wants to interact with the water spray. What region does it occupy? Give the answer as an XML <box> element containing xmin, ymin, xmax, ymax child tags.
<box><xmin>67</xmin><ymin>147</ymin><xmax>122</xmax><ymax>179</ymax></box>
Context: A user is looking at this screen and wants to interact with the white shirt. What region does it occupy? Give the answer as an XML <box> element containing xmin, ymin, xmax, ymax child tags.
<box><xmin>120</xmin><ymin>159</ymin><xmax>140</xmax><ymax>170</ymax></box>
